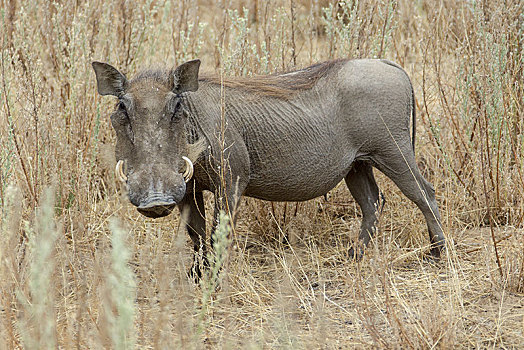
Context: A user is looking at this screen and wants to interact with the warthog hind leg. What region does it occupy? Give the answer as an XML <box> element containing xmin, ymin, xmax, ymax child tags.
<box><xmin>374</xmin><ymin>149</ymin><xmax>445</xmax><ymax>257</ymax></box>
<box><xmin>345</xmin><ymin>160</ymin><xmax>381</xmax><ymax>260</ymax></box>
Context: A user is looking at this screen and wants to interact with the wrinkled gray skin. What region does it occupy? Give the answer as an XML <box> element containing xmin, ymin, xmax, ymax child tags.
<box><xmin>92</xmin><ymin>59</ymin><xmax>445</xmax><ymax>276</ymax></box>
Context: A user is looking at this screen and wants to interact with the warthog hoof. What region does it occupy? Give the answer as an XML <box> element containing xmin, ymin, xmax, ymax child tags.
<box><xmin>428</xmin><ymin>242</ymin><xmax>445</xmax><ymax>261</ymax></box>
<box><xmin>188</xmin><ymin>255</ymin><xmax>210</xmax><ymax>283</ymax></box>
<box><xmin>348</xmin><ymin>245</ymin><xmax>365</xmax><ymax>261</ymax></box>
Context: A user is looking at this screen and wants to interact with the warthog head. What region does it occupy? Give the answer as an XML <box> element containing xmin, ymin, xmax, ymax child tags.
<box><xmin>92</xmin><ymin>60</ymin><xmax>202</xmax><ymax>218</ymax></box>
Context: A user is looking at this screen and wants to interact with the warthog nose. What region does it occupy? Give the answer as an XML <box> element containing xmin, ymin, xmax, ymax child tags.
<box><xmin>137</xmin><ymin>195</ymin><xmax>176</xmax><ymax>218</ymax></box>
<box><xmin>138</xmin><ymin>198</ymin><xmax>176</xmax><ymax>209</ymax></box>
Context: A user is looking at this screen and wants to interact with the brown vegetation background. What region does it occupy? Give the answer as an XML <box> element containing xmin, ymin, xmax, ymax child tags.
<box><xmin>0</xmin><ymin>0</ymin><xmax>523</xmax><ymax>348</ymax></box>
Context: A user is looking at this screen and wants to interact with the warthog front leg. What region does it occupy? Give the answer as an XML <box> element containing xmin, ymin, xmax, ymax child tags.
<box><xmin>178</xmin><ymin>191</ymin><xmax>208</xmax><ymax>279</ymax></box>
<box><xmin>209</xmin><ymin>182</ymin><xmax>244</xmax><ymax>252</ymax></box>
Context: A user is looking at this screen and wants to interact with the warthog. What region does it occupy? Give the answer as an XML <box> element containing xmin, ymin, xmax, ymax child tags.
<box><xmin>92</xmin><ymin>58</ymin><xmax>445</xmax><ymax>273</ymax></box>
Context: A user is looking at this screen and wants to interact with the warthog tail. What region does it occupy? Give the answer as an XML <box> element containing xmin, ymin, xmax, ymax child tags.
<box><xmin>411</xmin><ymin>83</ymin><xmax>416</xmax><ymax>153</ymax></box>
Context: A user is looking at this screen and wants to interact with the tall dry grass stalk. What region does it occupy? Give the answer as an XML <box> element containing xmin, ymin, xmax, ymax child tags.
<box><xmin>0</xmin><ymin>0</ymin><xmax>523</xmax><ymax>348</ymax></box>
<box><xmin>18</xmin><ymin>188</ymin><xmax>59</xmax><ymax>349</ymax></box>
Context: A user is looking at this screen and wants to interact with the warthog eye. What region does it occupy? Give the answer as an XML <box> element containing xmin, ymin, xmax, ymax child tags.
<box><xmin>118</xmin><ymin>102</ymin><xmax>129</xmax><ymax>117</ymax></box>
<box><xmin>171</xmin><ymin>100</ymin><xmax>183</xmax><ymax>122</ymax></box>
<box><xmin>115</xmin><ymin>102</ymin><xmax>134</xmax><ymax>142</ymax></box>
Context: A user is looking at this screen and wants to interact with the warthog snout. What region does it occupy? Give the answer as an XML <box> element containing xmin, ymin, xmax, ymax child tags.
<box><xmin>125</xmin><ymin>163</ymin><xmax>187</xmax><ymax>218</ymax></box>
<box><xmin>137</xmin><ymin>196</ymin><xmax>176</xmax><ymax>218</ymax></box>
<box><xmin>115</xmin><ymin>157</ymin><xmax>194</xmax><ymax>218</ymax></box>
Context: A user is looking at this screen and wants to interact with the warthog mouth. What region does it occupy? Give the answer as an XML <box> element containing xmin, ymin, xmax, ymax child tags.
<box><xmin>137</xmin><ymin>198</ymin><xmax>176</xmax><ymax>218</ymax></box>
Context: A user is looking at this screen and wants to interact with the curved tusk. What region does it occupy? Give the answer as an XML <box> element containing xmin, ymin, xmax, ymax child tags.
<box><xmin>115</xmin><ymin>160</ymin><xmax>128</xmax><ymax>183</ymax></box>
<box><xmin>182</xmin><ymin>156</ymin><xmax>194</xmax><ymax>183</ymax></box>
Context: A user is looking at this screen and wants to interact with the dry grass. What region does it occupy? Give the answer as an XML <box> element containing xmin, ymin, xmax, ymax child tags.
<box><xmin>1</xmin><ymin>0</ymin><xmax>523</xmax><ymax>348</ymax></box>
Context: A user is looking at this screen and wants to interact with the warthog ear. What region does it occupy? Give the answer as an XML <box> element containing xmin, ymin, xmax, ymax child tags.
<box><xmin>92</xmin><ymin>62</ymin><xmax>128</xmax><ymax>97</ymax></box>
<box><xmin>172</xmin><ymin>59</ymin><xmax>201</xmax><ymax>94</ymax></box>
